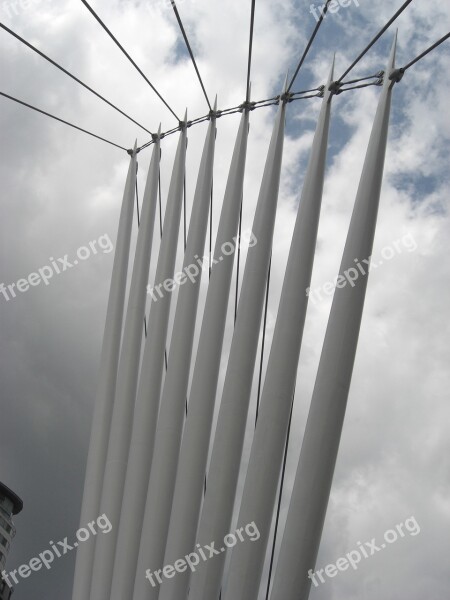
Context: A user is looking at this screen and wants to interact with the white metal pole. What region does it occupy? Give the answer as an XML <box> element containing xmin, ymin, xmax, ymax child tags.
<box><xmin>72</xmin><ymin>144</ymin><xmax>137</xmax><ymax>600</ymax></box>
<box><xmin>223</xmin><ymin>60</ymin><xmax>335</xmax><ymax>600</ymax></box>
<box><xmin>155</xmin><ymin>108</ymin><xmax>250</xmax><ymax>600</ymax></box>
<box><xmin>96</xmin><ymin>132</ymin><xmax>162</xmax><ymax>600</ymax></box>
<box><xmin>188</xmin><ymin>91</ymin><xmax>286</xmax><ymax>600</ymax></box>
<box><xmin>112</xmin><ymin>107</ymin><xmax>216</xmax><ymax>600</ymax></box>
<box><xmin>89</xmin><ymin>120</ymin><xmax>187</xmax><ymax>600</ymax></box>
<box><xmin>270</xmin><ymin>36</ymin><xmax>398</xmax><ymax>600</ymax></box>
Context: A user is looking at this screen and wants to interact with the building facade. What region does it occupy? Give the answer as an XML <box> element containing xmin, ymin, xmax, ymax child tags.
<box><xmin>0</xmin><ymin>483</ymin><xmax>23</xmax><ymax>600</ymax></box>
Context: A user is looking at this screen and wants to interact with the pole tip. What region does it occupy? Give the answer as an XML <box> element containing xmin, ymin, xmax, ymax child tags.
<box><xmin>281</xmin><ymin>72</ymin><xmax>289</xmax><ymax>94</ymax></box>
<box><xmin>127</xmin><ymin>139</ymin><xmax>138</xmax><ymax>156</ymax></box>
<box><xmin>385</xmin><ymin>30</ymin><xmax>399</xmax><ymax>86</ymax></box>
<box><xmin>391</xmin><ymin>30</ymin><xmax>398</xmax><ymax>62</ymax></box>
<box><xmin>328</xmin><ymin>54</ymin><xmax>336</xmax><ymax>82</ymax></box>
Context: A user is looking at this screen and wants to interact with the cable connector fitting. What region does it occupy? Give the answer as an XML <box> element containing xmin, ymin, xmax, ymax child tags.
<box><xmin>280</xmin><ymin>91</ymin><xmax>294</xmax><ymax>104</ymax></box>
<box><xmin>239</xmin><ymin>100</ymin><xmax>256</xmax><ymax>112</ymax></box>
<box><xmin>374</xmin><ymin>71</ymin><xmax>385</xmax><ymax>86</ymax></box>
<box><xmin>328</xmin><ymin>81</ymin><xmax>343</xmax><ymax>95</ymax></box>
<box><xmin>209</xmin><ymin>109</ymin><xmax>222</xmax><ymax>120</ymax></box>
<box><xmin>389</xmin><ymin>68</ymin><xmax>405</xmax><ymax>83</ymax></box>
<box><xmin>316</xmin><ymin>85</ymin><xmax>325</xmax><ymax>98</ymax></box>
<box><xmin>127</xmin><ymin>147</ymin><xmax>141</xmax><ymax>155</ymax></box>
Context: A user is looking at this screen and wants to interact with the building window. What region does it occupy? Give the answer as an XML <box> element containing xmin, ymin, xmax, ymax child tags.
<box><xmin>0</xmin><ymin>516</ymin><xmax>12</xmax><ymax>535</ymax></box>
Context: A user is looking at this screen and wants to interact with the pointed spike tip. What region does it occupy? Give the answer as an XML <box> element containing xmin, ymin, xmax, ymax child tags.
<box><xmin>281</xmin><ymin>72</ymin><xmax>289</xmax><ymax>94</ymax></box>
<box><xmin>157</xmin><ymin>123</ymin><xmax>162</xmax><ymax>135</ymax></box>
<box><xmin>328</xmin><ymin>55</ymin><xmax>336</xmax><ymax>83</ymax></box>
<box><xmin>383</xmin><ymin>31</ymin><xmax>399</xmax><ymax>88</ymax></box>
<box><xmin>389</xmin><ymin>30</ymin><xmax>398</xmax><ymax>68</ymax></box>
<box><xmin>213</xmin><ymin>94</ymin><xmax>218</xmax><ymax>111</ymax></box>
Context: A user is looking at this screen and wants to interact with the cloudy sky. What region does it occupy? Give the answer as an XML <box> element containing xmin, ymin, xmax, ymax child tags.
<box><xmin>0</xmin><ymin>0</ymin><xmax>449</xmax><ymax>598</ymax></box>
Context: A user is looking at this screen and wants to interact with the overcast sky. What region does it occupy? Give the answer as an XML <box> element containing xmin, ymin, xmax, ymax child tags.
<box><xmin>0</xmin><ymin>1</ymin><xmax>449</xmax><ymax>599</ymax></box>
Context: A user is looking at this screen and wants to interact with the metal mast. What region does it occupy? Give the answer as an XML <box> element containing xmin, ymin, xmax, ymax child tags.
<box><xmin>223</xmin><ymin>59</ymin><xmax>335</xmax><ymax>600</ymax></box>
<box><xmin>129</xmin><ymin>106</ymin><xmax>217</xmax><ymax>600</ymax></box>
<box><xmin>155</xmin><ymin>107</ymin><xmax>251</xmax><ymax>600</ymax></box>
<box><xmin>269</xmin><ymin>35</ymin><xmax>398</xmax><ymax>600</ymax></box>
<box><xmin>89</xmin><ymin>120</ymin><xmax>187</xmax><ymax>600</ymax></box>
<box><xmin>104</xmin><ymin>131</ymin><xmax>164</xmax><ymax>600</ymax></box>
<box><xmin>188</xmin><ymin>87</ymin><xmax>286</xmax><ymax>600</ymax></box>
<box><xmin>72</xmin><ymin>145</ymin><xmax>137</xmax><ymax>600</ymax></box>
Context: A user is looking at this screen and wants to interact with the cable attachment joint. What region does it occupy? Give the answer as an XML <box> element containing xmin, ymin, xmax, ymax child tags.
<box><xmin>179</xmin><ymin>119</ymin><xmax>191</xmax><ymax>131</ymax></box>
<box><xmin>328</xmin><ymin>81</ymin><xmax>343</xmax><ymax>95</ymax></box>
<box><xmin>280</xmin><ymin>91</ymin><xmax>294</xmax><ymax>104</ymax></box>
<box><xmin>373</xmin><ymin>70</ymin><xmax>384</xmax><ymax>86</ymax></box>
<box><xmin>239</xmin><ymin>100</ymin><xmax>256</xmax><ymax>112</ymax></box>
<box><xmin>316</xmin><ymin>85</ymin><xmax>325</xmax><ymax>98</ymax></box>
<box><xmin>389</xmin><ymin>68</ymin><xmax>405</xmax><ymax>83</ymax></box>
<box><xmin>209</xmin><ymin>109</ymin><xmax>222</xmax><ymax>120</ymax></box>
